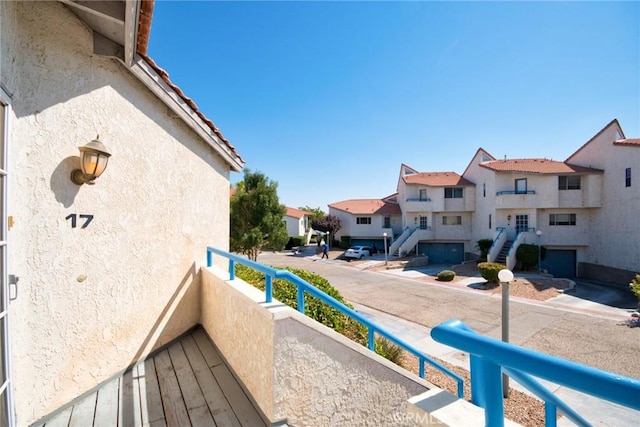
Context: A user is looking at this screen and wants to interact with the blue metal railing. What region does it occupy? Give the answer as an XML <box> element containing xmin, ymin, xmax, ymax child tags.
<box><xmin>496</xmin><ymin>190</ymin><xmax>536</xmax><ymax>195</ymax></box>
<box><xmin>405</xmin><ymin>197</ymin><xmax>432</xmax><ymax>202</ymax></box>
<box><xmin>432</xmin><ymin>319</ymin><xmax>640</xmax><ymax>427</ymax></box>
<box><xmin>207</xmin><ymin>246</ymin><xmax>464</xmax><ymax>398</ymax></box>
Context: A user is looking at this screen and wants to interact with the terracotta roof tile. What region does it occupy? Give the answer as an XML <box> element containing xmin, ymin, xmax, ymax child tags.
<box><xmin>480</xmin><ymin>158</ymin><xmax>603</xmax><ymax>174</ymax></box>
<box><xmin>403</xmin><ymin>172</ymin><xmax>474</xmax><ymax>187</ymax></box>
<box><xmin>134</xmin><ymin>1</ymin><xmax>244</xmax><ymax>165</ymax></box>
<box><xmin>329</xmin><ymin>199</ymin><xmax>401</xmax><ymax>215</ymax></box>
<box><xmin>614</xmin><ymin>138</ymin><xmax>640</xmax><ymax>146</ymax></box>
<box><xmin>285</xmin><ymin>207</ymin><xmax>313</xmax><ymax>219</ymax></box>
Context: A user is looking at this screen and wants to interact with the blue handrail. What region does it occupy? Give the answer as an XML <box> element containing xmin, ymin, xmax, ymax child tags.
<box><xmin>496</xmin><ymin>190</ymin><xmax>536</xmax><ymax>195</ymax></box>
<box><xmin>207</xmin><ymin>246</ymin><xmax>464</xmax><ymax>398</ymax></box>
<box><xmin>432</xmin><ymin>319</ymin><xmax>640</xmax><ymax>427</ymax></box>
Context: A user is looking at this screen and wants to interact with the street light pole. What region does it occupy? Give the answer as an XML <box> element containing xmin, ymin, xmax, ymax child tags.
<box><xmin>383</xmin><ymin>232</ymin><xmax>388</xmax><ymax>265</ymax></box>
<box><xmin>536</xmin><ymin>230</ymin><xmax>543</xmax><ymax>274</ymax></box>
<box><xmin>498</xmin><ymin>268</ymin><xmax>514</xmax><ymax>398</ymax></box>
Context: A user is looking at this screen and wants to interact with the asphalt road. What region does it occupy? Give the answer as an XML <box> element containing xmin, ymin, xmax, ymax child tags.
<box><xmin>257</xmin><ymin>250</ymin><xmax>640</xmax><ymax>380</ymax></box>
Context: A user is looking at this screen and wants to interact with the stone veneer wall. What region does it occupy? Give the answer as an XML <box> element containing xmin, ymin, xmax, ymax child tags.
<box><xmin>200</xmin><ymin>266</ymin><xmax>432</xmax><ymax>426</ymax></box>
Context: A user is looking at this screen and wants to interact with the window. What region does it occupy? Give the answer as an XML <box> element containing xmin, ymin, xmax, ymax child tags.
<box><xmin>483</xmin><ymin>183</ymin><xmax>486</xmax><ymax>197</ymax></box>
<box><xmin>515</xmin><ymin>214</ymin><xmax>529</xmax><ymax>232</ymax></box>
<box><xmin>356</xmin><ymin>217</ymin><xmax>371</xmax><ymax>225</ymax></box>
<box><xmin>515</xmin><ymin>178</ymin><xmax>527</xmax><ymax>194</ymax></box>
<box><xmin>442</xmin><ymin>216</ymin><xmax>462</xmax><ymax>225</ymax></box>
<box><xmin>383</xmin><ymin>216</ymin><xmax>391</xmax><ymax>229</ymax></box>
<box><xmin>626</xmin><ymin>168</ymin><xmax>631</xmax><ymax>187</ymax></box>
<box><xmin>549</xmin><ymin>213</ymin><xmax>576</xmax><ymax>226</ymax></box>
<box><xmin>489</xmin><ymin>214</ymin><xmax>492</xmax><ymax>229</ymax></box>
<box><xmin>559</xmin><ymin>176</ymin><xmax>581</xmax><ymax>190</ymax></box>
<box><xmin>419</xmin><ymin>216</ymin><xmax>428</xmax><ymax>229</ymax></box>
<box><xmin>444</xmin><ymin>187</ymin><xmax>463</xmax><ymax>198</ymax></box>
<box><xmin>419</xmin><ymin>189</ymin><xmax>427</xmax><ymax>201</ymax></box>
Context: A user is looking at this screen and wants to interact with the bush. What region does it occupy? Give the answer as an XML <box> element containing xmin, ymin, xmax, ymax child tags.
<box><xmin>340</xmin><ymin>235</ymin><xmax>351</xmax><ymax>249</ymax></box>
<box><xmin>477</xmin><ymin>262</ymin><xmax>507</xmax><ymax>283</ymax></box>
<box><xmin>235</xmin><ymin>264</ymin><xmax>367</xmax><ymax>344</ymax></box>
<box><xmin>516</xmin><ymin>244</ymin><xmax>539</xmax><ymax>271</ymax></box>
<box><xmin>476</xmin><ymin>238</ymin><xmax>494</xmax><ymax>260</ymax></box>
<box><xmin>292</xmin><ymin>236</ymin><xmax>304</xmax><ymax>246</ymax></box>
<box><xmin>630</xmin><ymin>274</ymin><xmax>640</xmax><ymax>302</ymax></box>
<box><xmin>436</xmin><ymin>270</ymin><xmax>456</xmax><ymax>281</ymax></box>
<box><xmin>374</xmin><ymin>337</ymin><xmax>404</xmax><ymax>367</ymax></box>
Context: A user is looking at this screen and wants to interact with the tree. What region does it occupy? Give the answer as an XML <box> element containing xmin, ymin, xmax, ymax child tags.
<box><xmin>311</xmin><ymin>215</ymin><xmax>342</xmax><ymax>247</ymax></box>
<box><xmin>298</xmin><ymin>206</ymin><xmax>325</xmax><ymax>222</ymax></box>
<box><xmin>230</xmin><ymin>170</ymin><xmax>288</xmax><ymax>261</ymax></box>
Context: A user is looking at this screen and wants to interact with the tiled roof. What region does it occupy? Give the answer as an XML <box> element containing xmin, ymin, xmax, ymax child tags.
<box><xmin>480</xmin><ymin>158</ymin><xmax>603</xmax><ymax>174</ymax></box>
<box><xmin>285</xmin><ymin>207</ymin><xmax>313</xmax><ymax>219</ymax></box>
<box><xmin>135</xmin><ymin>1</ymin><xmax>244</xmax><ymax>164</ymax></box>
<box><xmin>614</xmin><ymin>138</ymin><xmax>640</xmax><ymax>146</ymax></box>
<box><xmin>329</xmin><ymin>199</ymin><xmax>401</xmax><ymax>215</ymax></box>
<box><xmin>403</xmin><ymin>172</ymin><xmax>475</xmax><ymax>187</ymax></box>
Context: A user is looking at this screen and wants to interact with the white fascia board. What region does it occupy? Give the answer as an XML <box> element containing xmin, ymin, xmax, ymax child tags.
<box><xmin>123</xmin><ymin>0</ymin><xmax>139</xmax><ymax>67</ymax></box>
<box><xmin>129</xmin><ymin>56</ymin><xmax>244</xmax><ymax>172</ymax></box>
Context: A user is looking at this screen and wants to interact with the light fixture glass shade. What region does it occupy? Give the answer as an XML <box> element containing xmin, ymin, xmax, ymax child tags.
<box><xmin>71</xmin><ymin>137</ymin><xmax>111</xmax><ymax>185</ymax></box>
<box><xmin>498</xmin><ymin>269</ymin><xmax>514</xmax><ymax>283</ymax></box>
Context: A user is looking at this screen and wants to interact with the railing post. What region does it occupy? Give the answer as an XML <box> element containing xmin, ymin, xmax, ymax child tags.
<box><xmin>229</xmin><ymin>260</ymin><xmax>235</xmax><ymax>280</ymax></box>
<box><xmin>297</xmin><ymin>287</ymin><xmax>305</xmax><ymax>313</ymax></box>
<box><xmin>265</xmin><ymin>275</ymin><xmax>273</xmax><ymax>303</ymax></box>
<box><xmin>544</xmin><ymin>403</ymin><xmax>557</xmax><ymax>427</ymax></box>
<box><xmin>368</xmin><ymin>328</ymin><xmax>375</xmax><ymax>351</ymax></box>
<box><xmin>206</xmin><ymin>249</ymin><xmax>212</xmax><ymax>267</ymax></box>
<box><xmin>418</xmin><ymin>356</ymin><xmax>425</xmax><ymax>378</ymax></box>
<box><xmin>470</xmin><ymin>354</ymin><xmax>485</xmax><ymax>407</ymax></box>
<box><xmin>480</xmin><ymin>359</ymin><xmax>505</xmax><ymax>427</ymax></box>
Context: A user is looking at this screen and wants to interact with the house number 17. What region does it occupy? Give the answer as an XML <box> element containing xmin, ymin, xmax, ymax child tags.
<box><xmin>65</xmin><ymin>214</ymin><xmax>94</xmax><ymax>229</ymax></box>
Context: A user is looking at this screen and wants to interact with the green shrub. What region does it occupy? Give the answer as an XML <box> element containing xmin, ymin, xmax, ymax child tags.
<box><xmin>436</xmin><ymin>270</ymin><xmax>456</xmax><ymax>282</ymax></box>
<box><xmin>235</xmin><ymin>264</ymin><xmax>367</xmax><ymax>345</ymax></box>
<box><xmin>340</xmin><ymin>235</ymin><xmax>351</xmax><ymax>249</ymax></box>
<box><xmin>476</xmin><ymin>238</ymin><xmax>494</xmax><ymax>260</ymax></box>
<box><xmin>374</xmin><ymin>337</ymin><xmax>404</xmax><ymax>367</ymax></box>
<box><xmin>630</xmin><ymin>274</ymin><xmax>640</xmax><ymax>302</ymax></box>
<box><xmin>516</xmin><ymin>244</ymin><xmax>539</xmax><ymax>271</ymax></box>
<box><xmin>292</xmin><ymin>236</ymin><xmax>304</xmax><ymax>246</ymax></box>
<box><xmin>477</xmin><ymin>262</ymin><xmax>507</xmax><ymax>283</ymax></box>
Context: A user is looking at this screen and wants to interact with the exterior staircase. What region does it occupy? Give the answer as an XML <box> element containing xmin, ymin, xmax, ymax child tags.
<box><xmin>494</xmin><ymin>240</ymin><xmax>513</xmax><ymax>265</ymax></box>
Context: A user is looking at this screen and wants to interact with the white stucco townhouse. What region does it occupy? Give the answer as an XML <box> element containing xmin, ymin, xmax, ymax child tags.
<box><xmin>284</xmin><ymin>207</ymin><xmax>313</xmax><ymax>238</ymax></box>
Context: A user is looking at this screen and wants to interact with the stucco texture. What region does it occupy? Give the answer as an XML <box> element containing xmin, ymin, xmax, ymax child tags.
<box><xmin>201</xmin><ymin>267</ymin><xmax>431</xmax><ymax>426</ymax></box>
<box><xmin>2</xmin><ymin>1</ymin><xmax>232</xmax><ymax>423</ymax></box>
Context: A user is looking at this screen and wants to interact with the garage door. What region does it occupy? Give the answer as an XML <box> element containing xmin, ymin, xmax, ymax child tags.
<box><xmin>543</xmin><ymin>250</ymin><xmax>576</xmax><ymax>278</ymax></box>
<box><xmin>418</xmin><ymin>243</ymin><xmax>464</xmax><ymax>264</ymax></box>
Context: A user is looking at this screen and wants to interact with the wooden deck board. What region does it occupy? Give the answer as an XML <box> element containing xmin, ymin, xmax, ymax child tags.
<box><xmin>154</xmin><ymin>349</ymin><xmax>191</xmax><ymax>426</ymax></box>
<box><xmin>181</xmin><ymin>334</ymin><xmax>242</xmax><ymax>427</ymax></box>
<box><xmin>37</xmin><ymin>328</ymin><xmax>265</xmax><ymax>427</ymax></box>
<box><xmin>167</xmin><ymin>341</ymin><xmax>215</xmax><ymax>427</ymax></box>
<box><xmin>68</xmin><ymin>391</ymin><xmax>97</xmax><ymax>427</ymax></box>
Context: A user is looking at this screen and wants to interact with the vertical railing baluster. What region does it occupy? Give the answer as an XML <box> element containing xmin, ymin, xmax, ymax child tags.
<box><xmin>265</xmin><ymin>275</ymin><xmax>273</xmax><ymax>303</ymax></box>
<box><xmin>419</xmin><ymin>357</ymin><xmax>425</xmax><ymax>378</ymax></box>
<box><xmin>207</xmin><ymin>248</ymin><xmax>212</xmax><ymax>267</ymax></box>
<box><xmin>368</xmin><ymin>328</ymin><xmax>375</xmax><ymax>351</ymax></box>
<box><xmin>297</xmin><ymin>286</ymin><xmax>305</xmax><ymax>313</ymax></box>
<box><xmin>481</xmin><ymin>360</ymin><xmax>504</xmax><ymax>427</ymax></box>
<box><xmin>545</xmin><ymin>403</ymin><xmax>557</xmax><ymax>427</ymax></box>
<box><xmin>229</xmin><ymin>260</ymin><xmax>235</xmax><ymax>280</ymax></box>
<box><xmin>470</xmin><ymin>354</ymin><xmax>485</xmax><ymax>407</ymax></box>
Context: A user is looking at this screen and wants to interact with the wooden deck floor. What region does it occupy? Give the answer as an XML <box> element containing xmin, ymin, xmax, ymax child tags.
<box><xmin>36</xmin><ymin>328</ymin><xmax>267</xmax><ymax>427</ymax></box>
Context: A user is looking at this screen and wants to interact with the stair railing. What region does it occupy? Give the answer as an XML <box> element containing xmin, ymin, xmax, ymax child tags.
<box><xmin>207</xmin><ymin>246</ymin><xmax>464</xmax><ymax>398</ymax></box>
<box><xmin>487</xmin><ymin>227</ymin><xmax>506</xmax><ymax>263</ymax></box>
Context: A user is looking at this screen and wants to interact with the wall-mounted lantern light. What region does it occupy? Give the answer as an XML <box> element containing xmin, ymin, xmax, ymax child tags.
<box><xmin>70</xmin><ymin>136</ymin><xmax>111</xmax><ymax>185</ymax></box>
<box><xmin>507</xmin><ymin>214</ymin><xmax>511</xmax><ymax>222</ymax></box>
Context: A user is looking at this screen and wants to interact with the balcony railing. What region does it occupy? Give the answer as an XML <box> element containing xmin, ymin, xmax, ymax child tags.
<box><xmin>206</xmin><ymin>246</ymin><xmax>464</xmax><ymax>398</ymax></box>
<box><xmin>432</xmin><ymin>319</ymin><xmax>640</xmax><ymax>427</ymax></box>
<box><xmin>405</xmin><ymin>197</ymin><xmax>432</xmax><ymax>202</ymax></box>
<box><xmin>496</xmin><ymin>190</ymin><xmax>536</xmax><ymax>195</ymax></box>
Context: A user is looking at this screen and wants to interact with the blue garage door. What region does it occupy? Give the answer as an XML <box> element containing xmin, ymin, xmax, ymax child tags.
<box><xmin>543</xmin><ymin>250</ymin><xmax>576</xmax><ymax>278</ymax></box>
<box><xmin>418</xmin><ymin>243</ymin><xmax>464</xmax><ymax>264</ymax></box>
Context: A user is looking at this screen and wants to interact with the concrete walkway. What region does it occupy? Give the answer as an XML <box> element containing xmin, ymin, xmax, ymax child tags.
<box><xmin>258</xmin><ymin>249</ymin><xmax>640</xmax><ymax>427</ymax></box>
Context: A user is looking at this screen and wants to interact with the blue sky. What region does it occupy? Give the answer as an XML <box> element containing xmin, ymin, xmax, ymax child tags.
<box><xmin>147</xmin><ymin>1</ymin><xmax>639</xmax><ymax>212</ymax></box>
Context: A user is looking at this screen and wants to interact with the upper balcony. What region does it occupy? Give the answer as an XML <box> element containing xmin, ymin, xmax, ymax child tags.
<box><xmin>495</xmin><ymin>190</ymin><xmax>539</xmax><ymax>209</ymax></box>
<box><xmin>404</xmin><ymin>197</ymin><xmax>433</xmax><ymax>212</ymax></box>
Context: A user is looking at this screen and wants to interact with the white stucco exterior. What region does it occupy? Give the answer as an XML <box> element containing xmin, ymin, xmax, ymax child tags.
<box><xmin>1</xmin><ymin>2</ymin><xmax>239</xmax><ymax>423</ymax></box>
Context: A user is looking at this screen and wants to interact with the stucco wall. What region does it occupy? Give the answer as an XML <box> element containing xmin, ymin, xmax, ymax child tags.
<box><xmin>200</xmin><ymin>267</ymin><xmax>432</xmax><ymax>426</ymax></box>
<box><xmin>2</xmin><ymin>2</ymin><xmax>232</xmax><ymax>423</ymax></box>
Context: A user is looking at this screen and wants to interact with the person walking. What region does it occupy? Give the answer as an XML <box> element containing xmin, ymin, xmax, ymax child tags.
<box><xmin>322</xmin><ymin>242</ymin><xmax>329</xmax><ymax>259</ymax></box>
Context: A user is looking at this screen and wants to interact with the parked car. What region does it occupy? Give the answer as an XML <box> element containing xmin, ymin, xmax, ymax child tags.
<box><xmin>344</xmin><ymin>246</ymin><xmax>371</xmax><ymax>261</ymax></box>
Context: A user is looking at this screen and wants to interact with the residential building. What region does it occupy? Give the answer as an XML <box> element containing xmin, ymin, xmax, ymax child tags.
<box><xmin>329</xmin><ymin>120</ymin><xmax>638</xmax><ymax>281</ymax></box>
<box><xmin>328</xmin><ymin>196</ymin><xmax>402</xmax><ymax>249</ymax></box>
<box><xmin>283</xmin><ymin>207</ymin><xmax>313</xmax><ymax>238</ymax></box>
